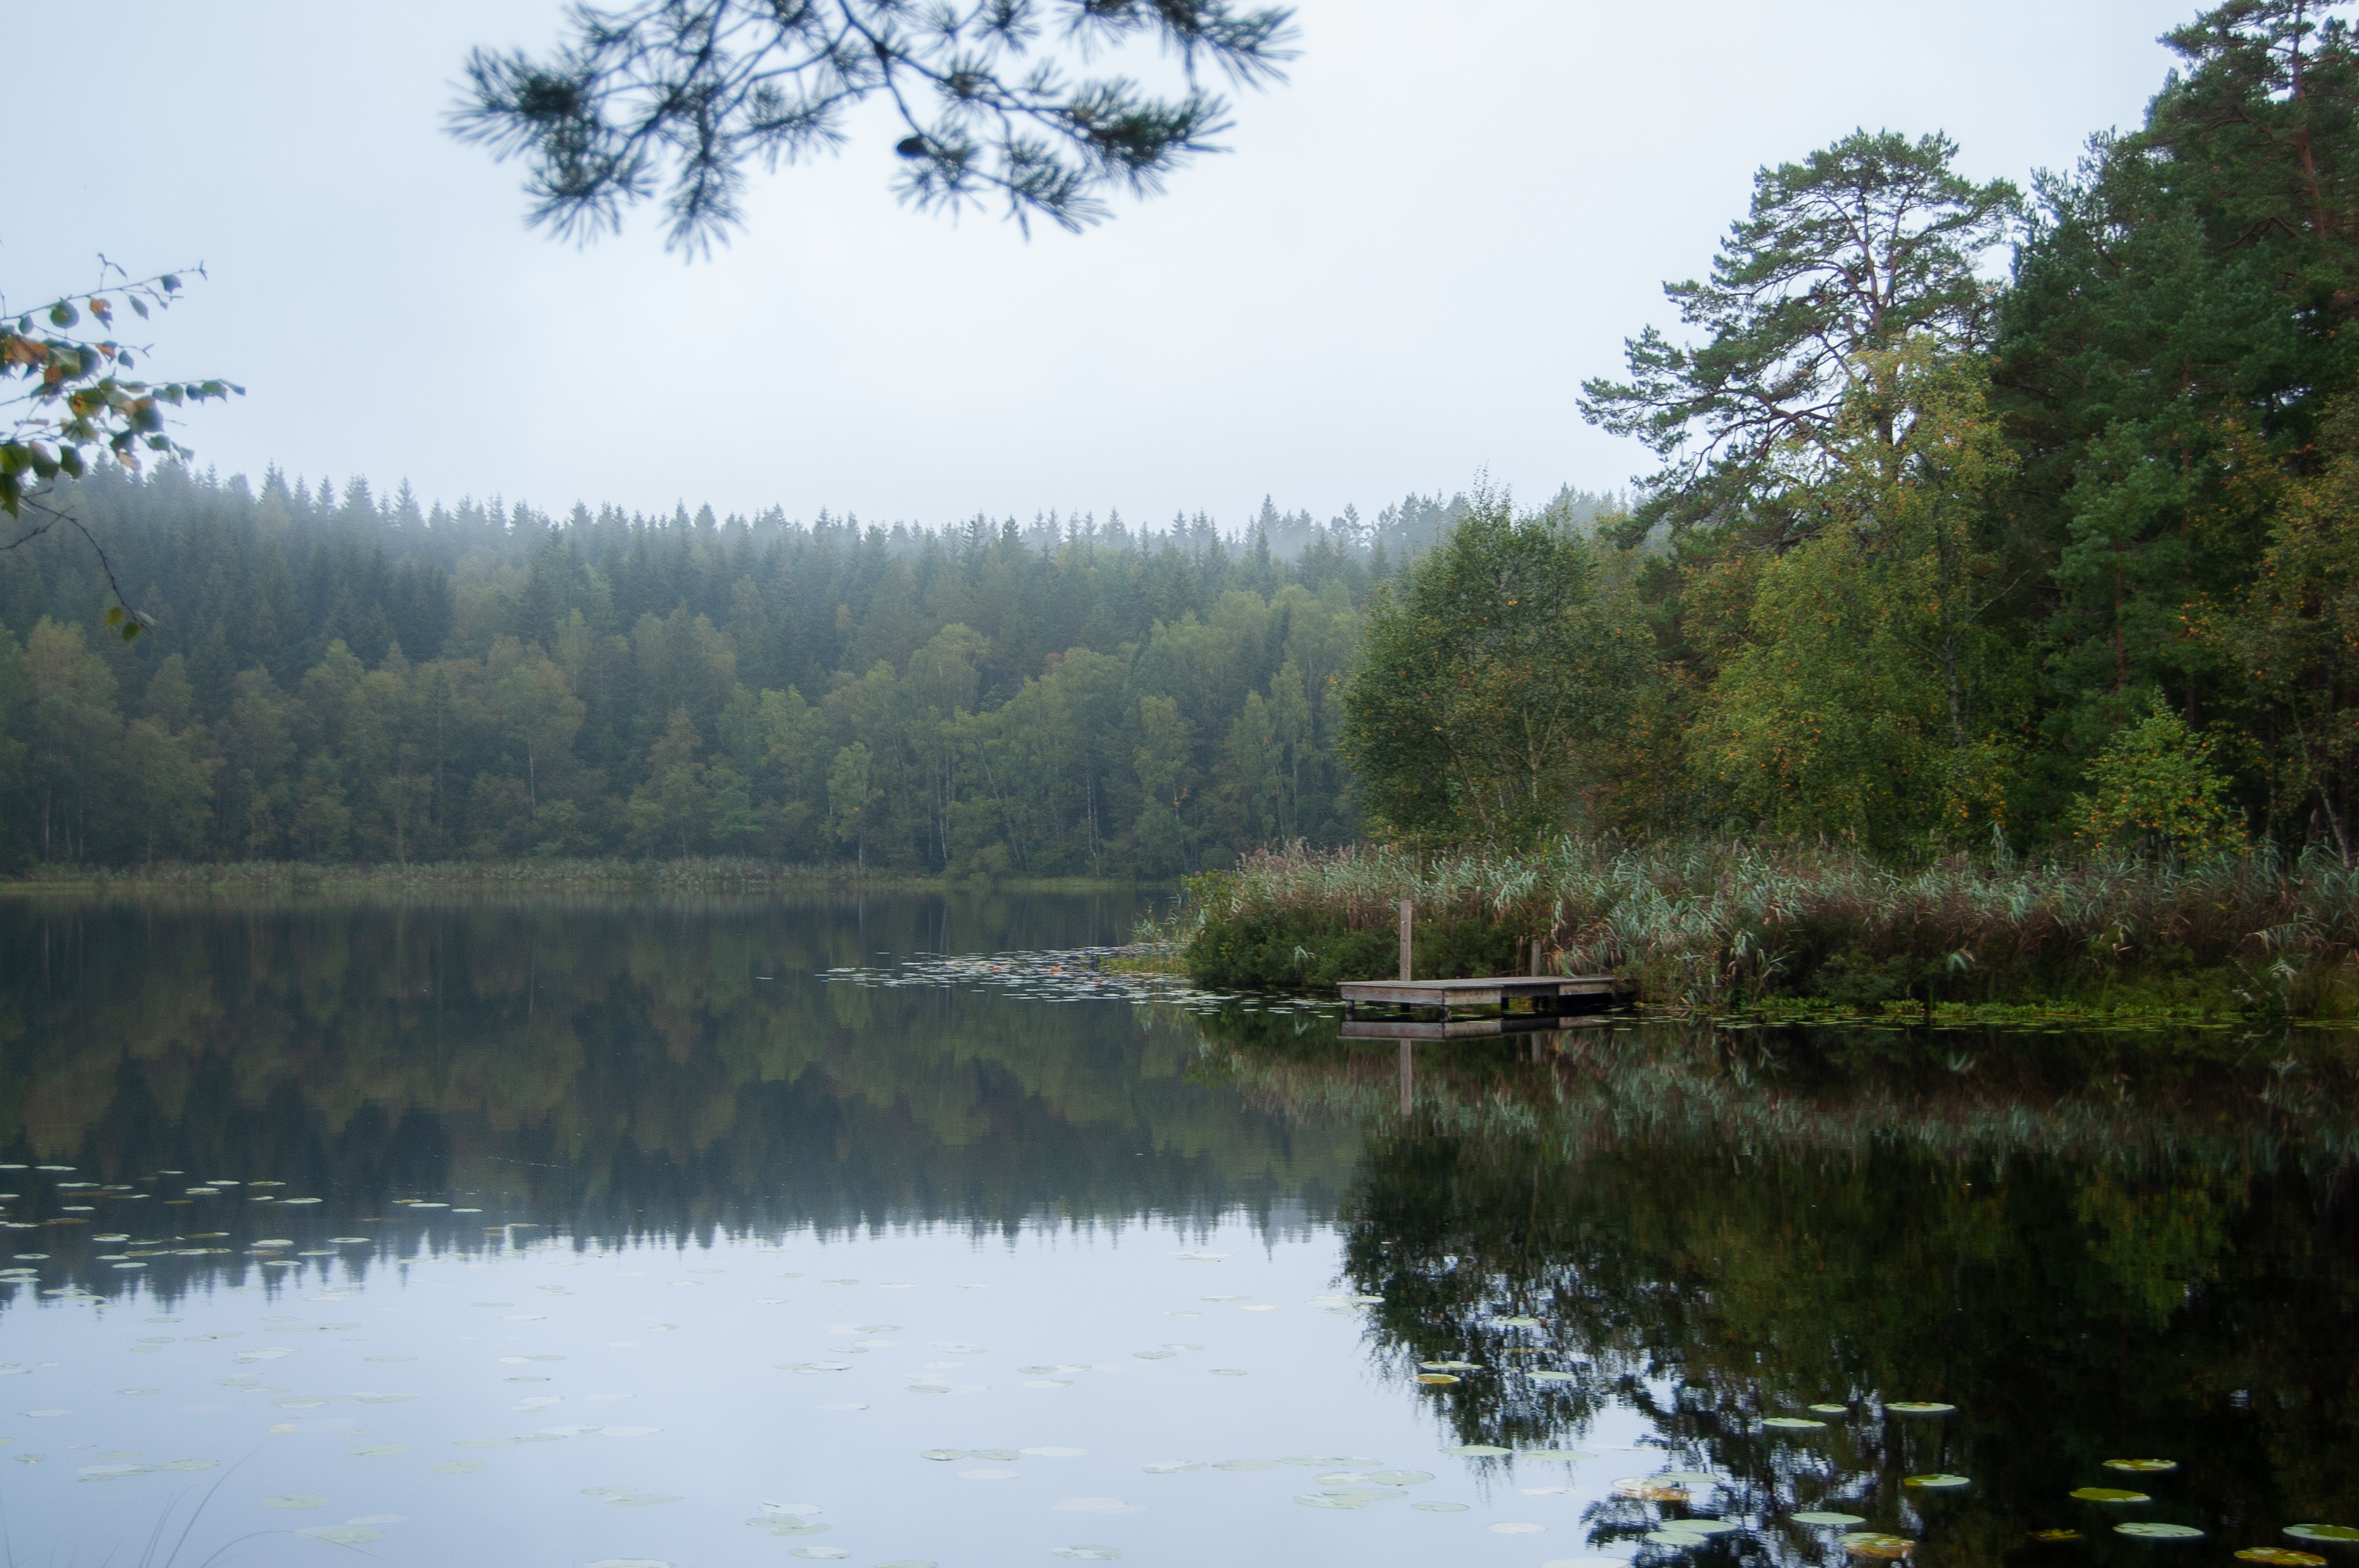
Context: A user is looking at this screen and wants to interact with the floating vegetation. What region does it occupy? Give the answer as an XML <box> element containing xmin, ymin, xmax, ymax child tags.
<box><xmin>1905</xmin><ymin>1474</ymin><xmax>1972</xmax><ymax>1490</ymax></box>
<box><xmin>2032</xmin><ymin>1530</ymin><xmax>2085</xmax><ymax>1543</ymax></box>
<box><xmin>2115</xmin><ymin>1523</ymin><xmax>2205</xmax><ymax>1540</ymax></box>
<box><xmin>747</xmin><ymin>1517</ymin><xmax>831</xmax><ymax>1536</ymax></box>
<box><xmin>2072</xmin><ymin>1489</ymin><xmax>2152</xmax><ymax>1504</ymax></box>
<box><xmin>1808</xmin><ymin>1403</ymin><xmax>1851</xmax><ymax>1414</ymax></box>
<box><xmin>1886</xmin><ymin>1402</ymin><xmax>1955</xmax><ymax>1415</ymax></box>
<box><xmin>2285</xmin><ymin>1527</ymin><xmax>2359</xmax><ymax>1544</ymax></box>
<box><xmin>1142</xmin><ymin>1461</ymin><xmax>1203</xmax><ymax>1475</ymax></box>
<box><xmin>1613</xmin><ymin>1479</ymin><xmax>1692</xmax><ymax>1503</ymax></box>
<box><xmin>2239</xmin><ymin>1551</ymin><xmax>2328</xmax><ymax>1566</ymax></box>
<box><xmin>1646</xmin><ymin>1530</ymin><xmax>1710</xmax><ymax>1548</ymax></box>
<box><xmin>1414</xmin><ymin>1373</ymin><xmax>1459</xmax><ymax>1385</ymax></box>
<box><xmin>1419</xmin><ymin>1359</ymin><xmax>1478</xmax><ymax>1371</ymax></box>
<box><xmin>1794</xmin><ymin>1513</ymin><xmax>1869</xmax><ymax>1527</ymax></box>
<box><xmin>1765</xmin><ymin>1417</ymin><xmax>1827</xmax><ymax>1430</ymax></box>
<box><xmin>2105</xmin><ymin>1460</ymin><xmax>2179</xmax><ymax>1473</ymax></box>
<box><xmin>1843</xmin><ymin>1534</ymin><xmax>1917</xmax><ymax>1559</ymax></box>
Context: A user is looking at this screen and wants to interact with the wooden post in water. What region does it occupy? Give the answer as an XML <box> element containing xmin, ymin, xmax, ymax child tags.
<box><xmin>1530</xmin><ymin>938</ymin><xmax>1542</xmax><ymax>977</ymax></box>
<box><xmin>1398</xmin><ymin>1040</ymin><xmax>1413</xmax><ymax>1116</ymax></box>
<box><xmin>1398</xmin><ymin>899</ymin><xmax>1414</xmax><ymax>982</ymax></box>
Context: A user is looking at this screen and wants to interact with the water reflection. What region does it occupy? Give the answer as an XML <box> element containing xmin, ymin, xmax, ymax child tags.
<box><xmin>1193</xmin><ymin>1006</ymin><xmax>2359</xmax><ymax>1563</ymax></box>
<box><xmin>0</xmin><ymin>895</ymin><xmax>1358</xmax><ymax>1308</ymax></box>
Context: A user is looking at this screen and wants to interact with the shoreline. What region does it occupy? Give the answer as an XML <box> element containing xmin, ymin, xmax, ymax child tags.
<box><xmin>0</xmin><ymin>858</ymin><xmax>1158</xmax><ymax>901</ymax></box>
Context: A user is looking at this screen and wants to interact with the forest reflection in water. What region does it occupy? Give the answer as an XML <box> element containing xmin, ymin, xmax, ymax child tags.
<box><xmin>0</xmin><ymin>895</ymin><xmax>2353</xmax><ymax>1568</ymax></box>
<box><xmin>1193</xmin><ymin>1004</ymin><xmax>2359</xmax><ymax>1563</ymax></box>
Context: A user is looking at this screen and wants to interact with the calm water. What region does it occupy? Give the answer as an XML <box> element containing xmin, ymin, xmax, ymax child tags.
<box><xmin>0</xmin><ymin>895</ymin><xmax>2354</xmax><ymax>1568</ymax></box>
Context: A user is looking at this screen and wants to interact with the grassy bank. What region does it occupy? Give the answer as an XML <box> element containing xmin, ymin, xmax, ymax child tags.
<box><xmin>0</xmin><ymin>858</ymin><xmax>1140</xmax><ymax>899</ymax></box>
<box><xmin>1169</xmin><ymin>840</ymin><xmax>2359</xmax><ymax>1018</ymax></box>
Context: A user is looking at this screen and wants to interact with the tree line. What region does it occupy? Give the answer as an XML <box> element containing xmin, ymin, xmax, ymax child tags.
<box><xmin>0</xmin><ymin>454</ymin><xmax>1611</xmax><ymax>875</ymax></box>
<box><xmin>1343</xmin><ymin>2</ymin><xmax>2359</xmax><ymax>863</ymax></box>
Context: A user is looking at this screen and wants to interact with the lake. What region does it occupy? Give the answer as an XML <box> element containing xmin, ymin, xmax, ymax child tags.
<box><xmin>0</xmin><ymin>893</ymin><xmax>2354</xmax><ymax>1568</ymax></box>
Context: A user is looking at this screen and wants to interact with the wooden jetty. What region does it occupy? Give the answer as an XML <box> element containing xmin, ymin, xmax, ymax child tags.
<box><xmin>1336</xmin><ymin>898</ymin><xmax>1626</xmax><ymax>1024</ymax></box>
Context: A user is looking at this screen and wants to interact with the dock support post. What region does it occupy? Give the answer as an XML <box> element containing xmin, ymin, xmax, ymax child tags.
<box><xmin>1398</xmin><ymin>1040</ymin><xmax>1412</xmax><ymax>1116</ymax></box>
<box><xmin>1398</xmin><ymin>899</ymin><xmax>1413</xmax><ymax>983</ymax></box>
<box><xmin>1531</xmin><ymin>938</ymin><xmax>1542</xmax><ymax>977</ymax></box>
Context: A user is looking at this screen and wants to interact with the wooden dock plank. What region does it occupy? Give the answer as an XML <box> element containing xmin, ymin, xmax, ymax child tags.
<box><xmin>1337</xmin><ymin>976</ymin><xmax>1619</xmax><ymax>1007</ymax></box>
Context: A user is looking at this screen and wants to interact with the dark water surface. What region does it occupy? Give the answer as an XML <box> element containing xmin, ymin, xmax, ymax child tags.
<box><xmin>0</xmin><ymin>895</ymin><xmax>2355</xmax><ymax>1568</ymax></box>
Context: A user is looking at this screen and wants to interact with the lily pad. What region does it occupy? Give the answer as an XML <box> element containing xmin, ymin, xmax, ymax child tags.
<box><xmin>1765</xmin><ymin>1417</ymin><xmax>1827</xmax><ymax>1430</ymax></box>
<box><xmin>1905</xmin><ymin>1474</ymin><xmax>1972</xmax><ymax>1490</ymax></box>
<box><xmin>1678</xmin><ymin>1521</ymin><xmax>1743</xmax><ymax>1535</ymax></box>
<box><xmin>1808</xmin><ymin>1404</ymin><xmax>1851</xmax><ymax>1415</ymax></box>
<box><xmin>2115</xmin><ymin>1523</ymin><xmax>2205</xmax><ymax>1540</ymax></box>
<box><xmin>2286</xmin><ymin>1528</ymin><xmax>2359</xmax><ymax>1545</ymax></box>
<box><xmin>920</xmin><ymin>1450</ymin><xmax>968</xmax><ymax>1461</ymax></box>
<box><xmin>1843</xmin><ymin>1534</ymin><xmax>1917</xmax><ymax>1559</ymax></box>
<box><xmin>1415</xmin><ymin>1373</ymin><xmax>1459</xmax><ymax>1385</ymax></box>
<box><xmin>1443</xmin><ymin>1443</ymin><xmax>1512</xmax><ymax>1457</ymax></box>
<box><xmin>1886</xmin><ymin>1402</ymin><xmax>1955</xmax><ymax>1415</ymax></box>
<box><xmin>2071</xmin><ymin>1488</ymin><xmax>2152</xmax><ymax>1504</ymax></box>
<box><xmin>1419</xmin><ymin>1360</ymin><xmax>1478</xmax><ymax>1371</ymax></box>
<box><xmin>1794</xmin><ymin>1512</ymin><xmax>1869</xmax><ymax>1526</ymax></box>
<box><xmin>1531</xmin><ymin>1370</ymin><xmax>1580</xmax><ymax>1383</ymax></box>
<box><xmin>1646</xmin><ymin>1531</ymin><xmax>1710</xmax><ymax>1548</ymax></box>
<box><xmin>2104</xmin><ymin>1460</ymin><xmax>2179</xmax><ymax>1473</ymax></box>
<box><xmin>2030</xmin><ymin>1530</ymin><xmax>2084</xmax><ymax>1543</ymax></box>
<box><xmin>1142</xmin><ymin>1461</ymin><xmax>1203</xmax><ymax>1475</ymax></box>
<box><xmin>2238</xmin><ymin>1552</ymin><xmax>2326</xmax><ymax>1566</ymax></box>
<box><xmin>1366</xmin><ymin>1469</ymin><xmax>1434</xmax><ymax>1486</ymax></box>
<box><xmin>747</xmin><ymin>1519</ymin><xmax>830</xmax><ymax>1537</ymax></box>
<box><xmin>1614</xmin><ymin>1480</ymin><xmax>1692</xmax><ymax>1503</ymax></box>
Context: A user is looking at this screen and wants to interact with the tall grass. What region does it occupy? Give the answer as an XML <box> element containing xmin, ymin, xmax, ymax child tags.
<box><xmin>1174</xmin><ymin>837</ymin><xmax>2359</xmax><ymax>1014</ymax></box>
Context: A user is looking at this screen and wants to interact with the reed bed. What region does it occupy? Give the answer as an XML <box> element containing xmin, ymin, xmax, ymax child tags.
<box><xmin>1176</xmin><ymin>837</ymin><xmax>2359</xmax><ymax>1014</ymax></box>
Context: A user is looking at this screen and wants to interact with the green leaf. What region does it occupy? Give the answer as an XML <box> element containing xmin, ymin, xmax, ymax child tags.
<box><xmin>49</xmin><ymin>302</ymin><xmax>78</xmax><ymax>328</ymax></box>
<box><xmin>121</xmin><ymin>619</ymin><xmax>143</xmax><ymax>644</ymax></box>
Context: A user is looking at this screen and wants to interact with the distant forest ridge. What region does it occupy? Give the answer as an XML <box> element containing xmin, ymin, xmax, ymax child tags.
<box><xmin>0</xmin><ymin>463</ymin><xmax>1618</xmax><ymax>875</ymax></box>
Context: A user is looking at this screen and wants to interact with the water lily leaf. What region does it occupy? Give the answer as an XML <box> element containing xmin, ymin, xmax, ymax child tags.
<box><xmin>1419</xmin><ymin>1360</ymin><xmax>1477</xmax><ymax>1371</ymax></box>
<box><xmin>2238</xmin><ymin>1551</ymin><xmax>2325</xmax><ymax>1566</ymax></box>
<box><xmin>1678</xmin><ymin>1520</ymin><xmax>1743</xmax><ymax>1534</ymax></box>
<box><xmin>2071</xmin><ymin>1489</ymin><xmax>2151</xmax><ymax>1503</ymax></box>
<box><xmin>2030</xmin><ymin>1530</ymin><xmax>2084</xmax><ymax>1543</ymax></box>
<box><xmin>2284</xmin><ymin>1529</ymin><xmax>2359</xmax><ymax>1545</ymax></box>
<box><xmin>1905</xmin><ymin>1474</ymin><xmax>1971</xmax><ymax>1490</ymax></box>
<box><xmin>1613</xmin><ymin>1480</ymin><xmax>1692</xmax><ymax>1503</ymax></box>
<box><xmin>1366</xmin><ymin>1470</ymin><xmax>1434</xmax><ymax>1486</ymax></box>
<box><xmin>1765</xmin><ymin>1417</ymin><xmax>1827</xmax><ymax>1430</ymax></box>
<box><xmin>1442</xmin><ymin>1444</ymin><xmax>1511</xmax><ymax>1457</ymax></box>
<box><xmin>1646</xmin><ymin>1531</ymin><xmax>1710</xmax><ymax>1548</ymax></box>
<box><xmin>1142</xmin><ymin>1461</ymin><xmax>1203</xmax><ymax>1474</ymax></box>
<box><xmin>1518</xmin><ymin>1450</ymin><xmax>1593</xmax><ymax>1463</ymax></box>
<box><xmin>1843</xmin><ymin>1534</ymin><xmax>1917</xmax><ymax>1559</ymax></box>
<box><xmin>747</xmin><ymin>1519</ymin><xmax>831</xmax><ymax>1537</ymax></box>
<box><xmin>1530</xmin><ymin>1370</ymin><xmax>1579</xmax><ymax>1382</ymax></box>
<box><xmin>1793</xmin><ymin>1512</ymin><xmax>1868</xmax><ymax>1526</ymax></box>
<box><xmin>1886</xmin><ymin>1402</ymin><xmax>1955</xmax><ymax>1415</ymax></box>
<box><xmin>2104</xmin><ymin>1460</ymin><xmax>2179</xmax><ymax>1473</ymax></box>
<box><xmin>1415</xmin><ymin>1373</ymin><xmax>1459</xmax><ymax>1385</ymax></box>
<box><xmin>2115</xmin><ymin>1523</ymin><xmax>2205</xmax><ymax>1540</ymax></box>
<box><xmin>1657</xmin><ymin>1473</ymin><xmax>1722</xmax><ymax>1487</ymax></box>
<box><xmin>1808</xmin><ymin>1404</ymin><xmax>1850</xmax><ymax>1415</ymax></box>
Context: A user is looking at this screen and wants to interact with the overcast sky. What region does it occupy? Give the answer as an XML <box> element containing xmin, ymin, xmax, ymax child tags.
<box><xmin>9</xmin><ymin>1</ymin><xmax>2197</xmax><ymax>535</ymax></box>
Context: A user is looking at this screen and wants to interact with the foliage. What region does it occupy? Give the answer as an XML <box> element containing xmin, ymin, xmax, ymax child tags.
<box><xmin>2</xmin><ymin>263</ymin><xmax>239</xmax><ymax>638</ymax></box>
<box><xmin>1177</xmin><ymin>837</ymin><xmax>2359</xmax><ymax>1013</ymax></box>
<box><xmin>1579</xmin><ymin>129</ymin><xmax>2019</xmax><ymax>550</ymax></box>
<box><xmin>1339</xmin><ymin>489</ymin><xmax>1652</xmax><ymax>847</ymax></box>
<box><xmin>0</xmin><ymin>466</ymin><xmax>1401</xmax><ymax>875</ymax></box>
<box><xmin>1692</xmin><ymin>344</ymin><xmax>2032</xmax><ymax>852</ymax></box>
<box><xmin>453</xmin><ymin>0</ymin><xmax>1296</xmax><ymax>253</ymax></box>
<box><xmin>2070</xmin><ymin>695</ymin><xmax>2248</xmax><ymax>856</ymax></box>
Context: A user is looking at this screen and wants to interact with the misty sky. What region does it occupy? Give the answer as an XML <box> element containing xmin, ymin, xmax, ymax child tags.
<box><xmin>12</xmin><ymin>2</ymin><xmax>2196</xmax><ymax>534</ymax></box>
